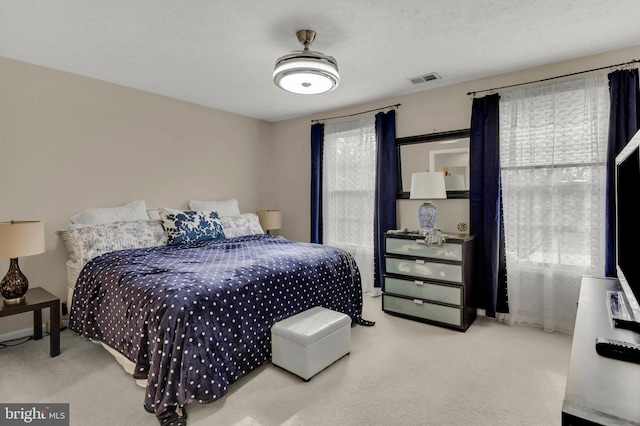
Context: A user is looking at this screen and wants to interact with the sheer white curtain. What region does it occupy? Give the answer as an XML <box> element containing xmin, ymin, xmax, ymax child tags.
<box><xmin>323</xmin><ymin>117</ymin><xmax>377</xmax><ymax>294</ymax></box>
<box><xmin>499</xmin><ymin>75</ymin><xmax>610</xmax><ymax>333</ymax></box>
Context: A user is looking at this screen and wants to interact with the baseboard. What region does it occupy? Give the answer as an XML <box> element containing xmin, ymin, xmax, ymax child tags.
<box><xmin>0</xmin><ymin>326</ymin><xmax>40</xmax><ymax>342</ymax></box>
<box><xmin>0</xmin><ymin>319</ymin><xmax>68</xmax><ymax>343</ymax></box>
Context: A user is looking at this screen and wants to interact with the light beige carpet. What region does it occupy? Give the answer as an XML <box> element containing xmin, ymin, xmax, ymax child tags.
<box><xmin>0</xmin><ymin>296</ymin><xmax>572</xmax><ymax>425</ymax></box>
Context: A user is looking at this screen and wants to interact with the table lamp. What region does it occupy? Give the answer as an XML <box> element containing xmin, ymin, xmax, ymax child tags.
<box><xmin>256</xmin><ymin>210</ymin><xmax>282</xmax><ymax>235</ymax></box>
<box><xmin>0</xmin><ymin>220</ymin><xmax>45</xmax><ymax>304</ymax></box>
<box><xmin>409</xmin><ymin>172</ymin><xmax>447</xmax><ymax>234</ymax></box>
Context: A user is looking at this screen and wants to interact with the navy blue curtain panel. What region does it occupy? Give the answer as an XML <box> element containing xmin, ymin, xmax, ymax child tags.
<box><xmin>374</xmin><ymin>110</ymin><xmax>397</xmax><ymax>289</ymax></box>
<box><xmin>469</xmin><ymin>93</ymin><xmax>505</xmax><ymax>317</ymax></box>
<box><xmin>310</xmin><ymin>123</ymin><xmax>325</xmax><ymax>244</ymax></box>
<box><xmin>605</xmin><ymin>69</ymin><xmax>640</xmax><ymax>277</ymax></box>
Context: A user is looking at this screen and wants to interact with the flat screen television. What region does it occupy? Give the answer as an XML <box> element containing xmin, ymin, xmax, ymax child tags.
<box><xmin>612</xmin><ymin>129</ymin><xmax>640</xmax><ymax>331</ymax></box>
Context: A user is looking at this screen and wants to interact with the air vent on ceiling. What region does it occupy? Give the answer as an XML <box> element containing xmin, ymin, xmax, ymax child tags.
<box><xmin>409</xmin><ymin>72</ymin><xmax>440</xmax><ymax>85</ymax></box>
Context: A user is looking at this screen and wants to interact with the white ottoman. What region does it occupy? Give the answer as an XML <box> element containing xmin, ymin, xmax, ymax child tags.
<box><xmin>271</xmin><ymin>306</ymin><xmax>351</xmax><ymax>381</ymax></box>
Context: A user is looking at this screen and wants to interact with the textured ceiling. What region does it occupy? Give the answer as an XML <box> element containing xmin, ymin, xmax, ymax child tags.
<box><xmin>2</xmin><ymin>1</ymin><xmax>640</xmax><ymax>122</ymax></box>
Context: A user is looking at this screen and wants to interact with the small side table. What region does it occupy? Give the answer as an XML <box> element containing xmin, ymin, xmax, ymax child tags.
<box><xmin>0</xmin><ymin>287</ymin><xmax>60</xmax><ymax>357</ymax></box>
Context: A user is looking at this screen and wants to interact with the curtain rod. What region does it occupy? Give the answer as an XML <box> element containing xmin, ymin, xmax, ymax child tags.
<box><xmin>467</xmin><ymin>59</ymin><xmax>640</xmax><ymax>96</ymax></box>
<box><xmin>310</xmin><ymin>103</ymin><xmax>400</xmax><ymax>123</ymax></box>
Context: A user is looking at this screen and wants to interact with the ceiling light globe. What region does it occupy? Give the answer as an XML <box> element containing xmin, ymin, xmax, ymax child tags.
<box><xmin>274</xmin><ymin>57</ymin><xmax>339</xmax><ymax>95</ymax></box>
<box><xmin>273</xmin><ymin>30</ymin><xmax>339</xmax><ymax>95</ymax></box>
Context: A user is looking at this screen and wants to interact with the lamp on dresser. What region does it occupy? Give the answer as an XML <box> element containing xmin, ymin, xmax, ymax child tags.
<box><xmin>256</xmin><ymin>210</ymin><xmax>282</xmax><ymax>235</ymax></box>
<box><xmin>0</xmin><ymin>220</ymin><xmax>45</xmax><ymax>304</ymax></box>
<box><xmin>409</xmin><ymin>172</ymin><xmax>447</xmax><ymax>234</ymax></box>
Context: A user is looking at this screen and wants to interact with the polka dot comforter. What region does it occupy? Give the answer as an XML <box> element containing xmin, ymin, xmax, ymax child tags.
<box><xmin>68</xmin><ymin>234</ymin><xmax>363</xmax><ymax>418</ymax></box>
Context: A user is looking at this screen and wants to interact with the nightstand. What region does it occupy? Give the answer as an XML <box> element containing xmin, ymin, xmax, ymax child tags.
<box><xmin>382</xmin><ymin>232</ymin><xmax>476</xmax><ymax>331</ymax></box>
<box><xmin>0</xmin><ymin>287</ymin><xmax>60</xmax><ymax>356</ymax></box>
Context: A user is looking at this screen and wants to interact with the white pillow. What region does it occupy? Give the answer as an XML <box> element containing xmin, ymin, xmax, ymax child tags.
<box><xmin>220</xmin><ymin>213</ymin><xmax>265</xmax><ymax>238</ymax></box>
<box><xmin>58</xmin><ymin>229</ymin><xmax>81</xmax><ymax>265</ymax></box>
<box><xmin>58</xmin><ymin>220</ymin><xmax>167</xmax><ymax>268</ymax></box>
<box><xmin>147</xmin><ymin>208</ymin><xmax>161</xmax><ymax>221</ymax></box>
<box><xmin>70</xmin><ymin>200</ymin><xmax>149</xmax><ymax>225</ymax></box>
<box><xmin>188</xmin><ymin>199</ymin><xmax>240</xmax><ymax>217</ymax></box>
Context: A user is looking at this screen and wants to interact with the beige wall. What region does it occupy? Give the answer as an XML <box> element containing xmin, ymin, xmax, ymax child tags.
<box><xmin>0</xmin><ymin>57</ymin><xmax>271</xmax><ymax>334</ymax></box>
<box><xmin>2</xmin><ymin>44</ymin><xmax>640</xmax><ymax>334</ymax></box>
<box><xmin>268</xmin><ymin>44</ymin><xmax>640</xmax><ymax>242</ymax></box>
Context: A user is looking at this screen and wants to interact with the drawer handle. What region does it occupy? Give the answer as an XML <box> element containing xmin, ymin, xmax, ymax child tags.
<box><xmin>413</xmin><ymin>299</ymin><xmax>423</xmax><ymax>305</ymax></box>
<box><xmin>415</xmin><ymin>259</ymin><xmax>425</xmax><ymax>265</ymax></box>
<box><xmin>414</xmin><ymin>280</ymin><xmax>424</xmax><ymax>286</ymax></box>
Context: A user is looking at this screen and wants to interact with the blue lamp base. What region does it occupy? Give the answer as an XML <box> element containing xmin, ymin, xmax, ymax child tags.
<box><xmin>417</xmin><ymin>202</ymin><xmax>437</xmax><ymax>234</ymax></box>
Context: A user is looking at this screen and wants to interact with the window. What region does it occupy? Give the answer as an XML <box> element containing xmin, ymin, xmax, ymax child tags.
<box><xmin>323</xmin><ymin>117</ymin><xmax>376</xmax><ymax>292</ymax></box>
<box><xmin>499</xmin><ymin>75</ymin><xmax>610</xmax><ymax>332</ymax></box>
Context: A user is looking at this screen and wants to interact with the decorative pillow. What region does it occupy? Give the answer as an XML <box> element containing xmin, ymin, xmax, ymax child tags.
<box><xmin>220</xmin><ymin>213</ymin><xmax>265</xmax><ymax>238</ymax></box>
<box><xmin>188</xmin><ymin>199</ymin><xmax>240</xmax><ymax>217</ymax></box>
<box><xmin>70</xmin><ymin>200</ymin><xmax>149</xmax><ymax>225</ymax></box>
<box><xmin>58</xmin><ymin>229</ymin><xmax>81</xmax><ymax>265</ymax></box>
<box><xmin>159</xmin><ymin>208</ymin><xmax>226</xmax><ymax>246</ymax></box>
<box><xmin>146</xmin><ymin>208</ymin><xmax>161</xmax><ymax>221</ymax></box>
<box><xmin>58</xmin><ymin>220</ymin><xmax>167</xmax><ymax>267</ymax></box>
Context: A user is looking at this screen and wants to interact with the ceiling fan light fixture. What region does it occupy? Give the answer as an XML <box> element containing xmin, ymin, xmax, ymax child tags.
<box><xmin>274</xmin><ymin>30</ymin><xmax>339</xmax><ymax>95</ymax></box>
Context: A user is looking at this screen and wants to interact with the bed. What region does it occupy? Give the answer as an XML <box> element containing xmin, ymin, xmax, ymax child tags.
<box><xmin>62</xmin><ymin>203</ymin><xmax>368</xmax><ymax>425</ymax></box>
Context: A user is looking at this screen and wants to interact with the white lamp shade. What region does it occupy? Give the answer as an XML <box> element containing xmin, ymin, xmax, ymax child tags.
<box><xmin>256</xmin><ymin>210</ymin><xmax>282</xmax><ymax>231</ymax></box>
<box><xmin>409</xmin><ymin>172</ymin><xmax>447</xmax><ymax>200</ymax></box>
<box><xmin>0</xmin><ymin>221</ymin><xmax>45</xmax><ymax>258</ymax></box>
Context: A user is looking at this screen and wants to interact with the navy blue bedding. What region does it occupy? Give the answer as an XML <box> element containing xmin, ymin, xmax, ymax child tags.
<box><xmin>68</xmin><ymin>234</ymin><xmax>363</xmax><ymax>419</ymax></box>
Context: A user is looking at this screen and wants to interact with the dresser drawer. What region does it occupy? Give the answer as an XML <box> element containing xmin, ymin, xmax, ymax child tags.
<box><xmin>385</xmin><ymin>237</ymin><xmax>463</xmax><ymax>261</ymax></box>
<box><xmin>382</xmin><ymin>294</ymin><xmax>462</xmax><ymax>327</ymax></box>
<box><xmin>385</xmin><ymin>257</ymin><xmax>462</xmax><ymax>283</ymax></box>
<box><xmin>384</xmin><ymin>277</ymin><xmax>462</xmax><ymax>305</ymax></box>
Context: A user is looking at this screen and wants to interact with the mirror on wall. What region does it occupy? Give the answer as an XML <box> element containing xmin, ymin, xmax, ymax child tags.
<box><xmin>396</xmin><ymin>129</ymin><xmax>470</xmax><ymax>199</ymax></box>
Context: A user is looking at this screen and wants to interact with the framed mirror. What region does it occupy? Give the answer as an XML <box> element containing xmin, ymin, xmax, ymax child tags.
<box><xmin>396</xmin><ymin>129</ymin><xmax>470</xmax><ymax>199</ymax></box>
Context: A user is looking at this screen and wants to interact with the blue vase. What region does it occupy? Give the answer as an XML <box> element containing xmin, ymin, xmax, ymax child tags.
<box><xmin>417</xmin><ymin>202</ymin><xmax>437</xmax><ymax>233</ymax></box>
